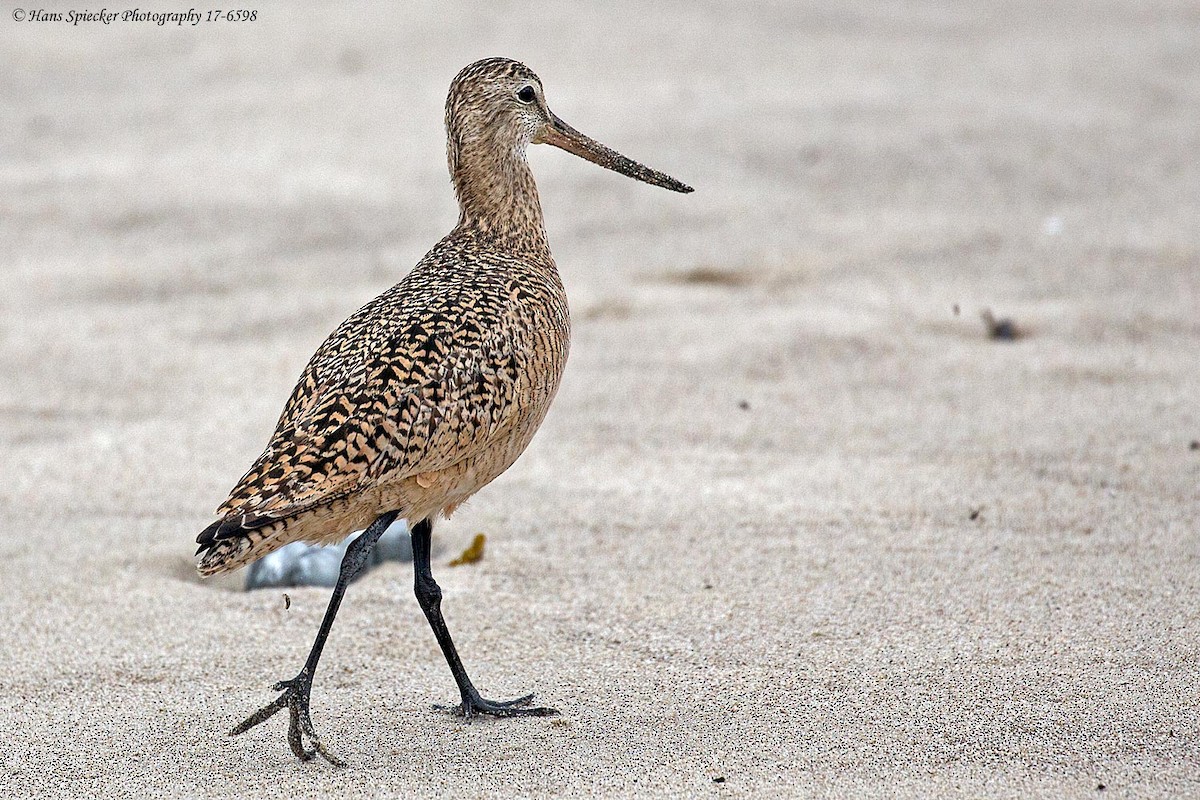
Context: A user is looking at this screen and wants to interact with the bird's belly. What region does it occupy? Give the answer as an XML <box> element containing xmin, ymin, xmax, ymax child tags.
<box><xmin>290</xmin><ymin>407</ymin><xmax>550</xmax><ymax>548</ymax></box>
<box><xmin>297</xmin><ymin>297</ymin><xmax>569</xmax><ymax>542</ymax></box>
<box><xmin>389</xmin><ymin>374</ymin><xmax>562</xmax><ymax>523</ymax></box>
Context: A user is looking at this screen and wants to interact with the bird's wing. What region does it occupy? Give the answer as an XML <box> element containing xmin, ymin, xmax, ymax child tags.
<box><xmin>214</xmin><ymin>304</ymin><xmax>526</xmax><ymax>527</ymax></box>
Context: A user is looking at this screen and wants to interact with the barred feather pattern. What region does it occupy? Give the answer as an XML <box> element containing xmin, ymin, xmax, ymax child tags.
<box><xmin>197</xmin><ymin>229</ymin><xmax>569</xmax><ymax>575</ymax></box>
<box><xmin>195</xmin><ymin>55</ymin><xmax>685</xmax><ymax>576</ymax></box>
<box><xmin>196</xmin><ymin>58</ymin><xmax>573</xmax><ymax>576</ymax></box>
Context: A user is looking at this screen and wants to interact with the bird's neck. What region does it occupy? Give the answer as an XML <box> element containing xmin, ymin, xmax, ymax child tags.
<box><xmin>449</xmin><ymin>131</ymin><xmax>549</xmax><ymax>251</ymax></box>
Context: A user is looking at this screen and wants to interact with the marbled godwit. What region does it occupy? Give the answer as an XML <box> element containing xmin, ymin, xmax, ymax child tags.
<box><xmin>196</xmin><ymin>57</ymin><xmax>692</xmax><ymax>764</ymax></box>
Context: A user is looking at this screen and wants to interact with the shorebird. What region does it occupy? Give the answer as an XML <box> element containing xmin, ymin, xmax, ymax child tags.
<box><xmin>196</xmin><ymin>57</ymin><xmax>692</xmax><ymax>765</ymax></box>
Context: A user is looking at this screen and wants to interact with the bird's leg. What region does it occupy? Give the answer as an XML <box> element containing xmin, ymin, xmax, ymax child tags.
<box><xmin>411</xmin><ymin>518</ymin><xmax>557</xmax><ymax>720</ymax></box>
<box><xmin>230</xmin><ymin>510</ymin><xmax>400</xmax><ymax>766</ymax></box>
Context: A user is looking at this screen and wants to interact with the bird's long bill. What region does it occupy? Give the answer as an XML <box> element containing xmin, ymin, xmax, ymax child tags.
<box><xmin>538</xmin><ymin>113</ymin><xmax>693</xmax><ymax>193</ymax></box>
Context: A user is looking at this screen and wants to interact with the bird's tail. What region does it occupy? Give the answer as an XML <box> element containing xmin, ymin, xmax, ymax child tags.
<box><xmin>195</xmin><ymin>515</ymin><xmax>285</xmax><ymax>576</ymax></box>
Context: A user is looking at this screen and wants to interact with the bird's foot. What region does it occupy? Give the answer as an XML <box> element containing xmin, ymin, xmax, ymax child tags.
<box><xmin>230</xmin><ymin>671</ymin><xmax>345</xmax><ymax>767</ymax></box>
<box><xmin>435</xmin><ymin>689</ymin><xmax>558</xmax><ymax>721</ymax></box>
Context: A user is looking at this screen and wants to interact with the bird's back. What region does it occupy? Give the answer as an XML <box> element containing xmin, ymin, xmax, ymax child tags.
<box><xmin>196</xmin><ymin>231</ymin><xmax>570</xmax><ymax>574</ymax></box>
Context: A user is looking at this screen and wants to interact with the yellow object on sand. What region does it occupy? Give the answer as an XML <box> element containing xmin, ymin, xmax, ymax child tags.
<box><xmin>449</xmin><ymin>534</ymin><xmax>487</xmax><ymax>567</ymax></box>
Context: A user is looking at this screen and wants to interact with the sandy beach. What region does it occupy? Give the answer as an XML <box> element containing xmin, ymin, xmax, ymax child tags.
<box><xmin>2</xmin><ymin>1</ymin><xmax>1198</xmax><ymax>797</ymax></box>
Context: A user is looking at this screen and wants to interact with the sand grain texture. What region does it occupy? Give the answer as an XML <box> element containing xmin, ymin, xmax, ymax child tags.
<box><xmin>1</xmin><ymin>2</ymin><xmax>1198</xmax><ymax>798</ymax></box>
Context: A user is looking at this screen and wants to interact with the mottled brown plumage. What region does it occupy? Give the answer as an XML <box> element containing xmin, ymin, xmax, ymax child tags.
<box><xmin>196</xmin><ymin>57</ymin><xmax>691</xmax><ymax>765</ymax></box>
<box><xmin>196</xmin><ymin>58</ymin><xmax>687</xmax><ymax>575</ymax></box>
<box><xmin>196</xmin><ymin>230</ymin><xmax>569</xmax><ymax>573</ymax></box>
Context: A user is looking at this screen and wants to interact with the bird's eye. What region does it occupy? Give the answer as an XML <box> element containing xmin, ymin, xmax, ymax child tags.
<box><xmin>516</xmin><ymin>86</ymin><xmax>537</xmax><ymax>104</ymax></box>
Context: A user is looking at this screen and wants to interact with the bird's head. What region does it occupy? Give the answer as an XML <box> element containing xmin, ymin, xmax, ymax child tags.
<box><xmin>446</xmin><ymin>57</ymin><xmax>693</xmax><ymax>194</ymax></box>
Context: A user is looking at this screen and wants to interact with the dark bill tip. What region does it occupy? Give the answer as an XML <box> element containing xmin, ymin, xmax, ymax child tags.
<box><xmin>539</xmin><ymin>113</ymin><xmax>694</xmax><ymax>194</ymax></box>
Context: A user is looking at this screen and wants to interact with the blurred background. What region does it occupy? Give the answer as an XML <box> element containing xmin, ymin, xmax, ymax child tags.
<box><xmin>4</xmin><ymin>1</ymin><xmax>1197</xmax><ymax>521</ymax></box>
<box><xmin>1</xmin><ymin>2</ymin><xmax>1199</xmax><ymax>796</ymax></box>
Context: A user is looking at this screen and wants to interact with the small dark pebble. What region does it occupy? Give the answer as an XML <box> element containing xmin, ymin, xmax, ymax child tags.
<box><xmin>982</xmin><ymin>309</ymin><xmax>1020</xmax><ymax>341</ymax></box>
<box><xmin>703</xmin><ymin>582</ymin><xmax>713</xmax><ymax>590</ymax></box>
<box><xmin>737</xmin><ymin>400</ymin><xmax>750</xmax><ymax>411</ymax></box>
<box><xmin>969</xmin><ymin>506</ymin><xmax>983</xmax><ymax>521</ymax></box>
<box><xmin>952</xmin><ymin>303</ymin><xmax>960</xmax><ymax>316</ymax></box>
<box><xmin>282</xmin><ymin>593</ymin><xmax>291</xmax><ymax>610</ymax></box>
<box><xmin>1097</xmin><ymin>783</ymin><xmax>1106</xmax><ymax>791</ymax></box>
<box><xmin>1189</xmin><ymin>440</ymin><xmax>1199</xmax><ymax>451</ymax></box>
<box><xmin>713</xmin><ymin>777</ymin><xmax>726</xmax><ymax>784</ymax></box>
